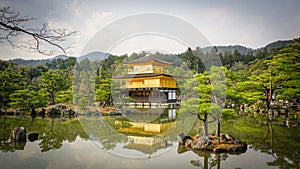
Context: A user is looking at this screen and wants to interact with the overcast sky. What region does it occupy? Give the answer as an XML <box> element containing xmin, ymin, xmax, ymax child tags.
<box><xmin>0</xmin><ymin>0</ymin><xmax>300</xmax><ymax>60</ymax></box>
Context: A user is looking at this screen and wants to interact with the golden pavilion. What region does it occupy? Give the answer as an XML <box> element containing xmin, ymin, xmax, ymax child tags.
<box><xmin>113</xmin><ymin>55</ymin><xmax>180</xmax><ymax>107</ymax></box>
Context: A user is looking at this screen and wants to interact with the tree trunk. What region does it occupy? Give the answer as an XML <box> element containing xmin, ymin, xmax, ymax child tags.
<box><xmin>102</xmin><ymin>94</ymin><xmax>111</xmax><ymax>108</ymax></box>
<box><xmin>30</xmin><ymin>105</ymin><xmax>36</xmax><ymax>116</ymax></box>
<box><xmin>49</xmin><ymin>91</ymin><xmax>55</xmax><ymax>105</ymax></box>
<box><xmin>266</xmin><ymin>101</ymin><xmax>270</xmax><ymax>110</ymax></box>
<box><xmin>264</xmin><ymin>79</ymin><xmax>273</xmax><ymax>111</ymax></box>
<box><xmin>215</xmin><ymin>116</ymin><xmax>220</xmax><ymax>137</ymax></box>
<box><xmin>203</xmin><ymin>113</ymin><xmax>209</xmax><ymax>137</ymax></box>
<box><xmin>264</xmin><ymin>87</ymin><xmax>270</xmax><ymax>111</ymax></box>
<box><xmin>198</xmin><ymin>112</ymin><xmax>209</xmax><ymax>137</ymax></box>
<box><xmin>269</xmin><ymin>80</ymin><xmax>273</xmax><ymax>110</ymax></box>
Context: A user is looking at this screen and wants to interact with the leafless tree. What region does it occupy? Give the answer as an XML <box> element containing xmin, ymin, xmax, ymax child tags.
<box><xmin>0</xmin><ymin>6</ymin><xmax>76</xmax><ymax>55</ymax></box>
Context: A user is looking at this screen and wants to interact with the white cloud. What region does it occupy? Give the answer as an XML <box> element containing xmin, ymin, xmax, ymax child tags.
<box><xmin>73</xmin><ymin>12</ymin><xmax>114</xmax><ymax>56</ymax></box>
<box><xmin>186</xmin><ymin>6</ymin><xmax>271</xmax><ymax>48</ymax></box>
<box><xmin>108</xmin><ymin>33</ymin><xmax>188</xmax><ymax>55</ymax></box>
<box><xmin>276</xmin><ymin>15</ymin><xmax>300</xmax><ymax>40</ymax></box>
<box><xmin>200</xmin><ymin>6</ymin><xmax>241</xmax><ymax>24</ymax></box>
<box><xmin>84</xmin><ymin>12</ymin><xmax>113</xmax><ymax>36</ymax></box>
<box><xmin>64</xmin><ymin>0</ymin><xmax>85</xmax><ymax>17</ymax></box>
<box><xmin>1</xmin><ymin>1</ymin><xmax>300</xmax><ymax>60</ymax></box>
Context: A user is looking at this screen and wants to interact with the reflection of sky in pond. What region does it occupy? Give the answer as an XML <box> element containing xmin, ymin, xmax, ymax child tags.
<box><xmin>94</xmin><ymin>141</ymin><xmax>176</xmax><ymax>159</ymax></box>
<box><xmin>1</xmin><ymin>136</ymin><xmax>280</xmax><ymax>169</ymax></box>
<box><xmin>221</xmin><ymin>149</ymin><xmax>277</xmax><ymax>169</ymax></box>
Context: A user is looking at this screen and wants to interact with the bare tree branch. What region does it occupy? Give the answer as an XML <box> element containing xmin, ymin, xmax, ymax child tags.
<box><xmin>0</xmin><ymin>6</ymin><xmax>77</xmax><ymax>55</ymax></box>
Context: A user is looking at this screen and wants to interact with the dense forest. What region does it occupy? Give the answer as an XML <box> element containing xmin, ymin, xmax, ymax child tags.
<box><xmin>0</xmin><ymin>38</ymin><xmax>299</xmax><ymax>116</ymax></box>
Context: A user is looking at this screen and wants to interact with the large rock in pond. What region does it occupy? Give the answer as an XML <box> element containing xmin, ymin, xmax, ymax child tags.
<box><xmin>179</xmin><ymin>132</ymin><xmax>247</xmax><ymax>153</ymax></box>
<box><xmin>11</xmin><ymin>127</ymin><xmax>26</xmax><ymax>142</ymax></box>
<box><xmin>48</xmin><ymin>107</ymin><xmax>61</xmax><ymax>116</ymax></box>
<box><xmin>27</xmin><ymin>132</ymin><xmax>39</xmax><ymax>142</ymax></box>
<box><xmin>178</xmin><ymin>132</ymin><xmax>192</xmax><ymax>145</ymax></box>
<box><xmin>61</xmin><ymin>108</ymin><xmax>75</xmax><ymax>115</ymax></box>
<box><xmin>46</xmin><ymin>104</ymin><xmax>75</xmax><ymax>116</ymax></box>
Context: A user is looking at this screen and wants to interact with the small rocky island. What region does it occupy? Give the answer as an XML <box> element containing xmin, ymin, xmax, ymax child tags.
<box><xmin>178</xmin><ymin>132</ymin><xmax>247</xmax><ymax>153</ymax></box>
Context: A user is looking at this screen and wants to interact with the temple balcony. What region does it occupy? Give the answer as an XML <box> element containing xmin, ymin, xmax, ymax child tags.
<box><xmin>128</xmin><ymin>67</ymin><xmax>168</xmax><ymax>74</ymax></box>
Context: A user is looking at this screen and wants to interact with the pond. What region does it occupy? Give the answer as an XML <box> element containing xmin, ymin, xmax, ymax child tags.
<box><xmin>0</xmin><ymin>111</ymin><xmax>299</xmax><ymax>169</ymax></box>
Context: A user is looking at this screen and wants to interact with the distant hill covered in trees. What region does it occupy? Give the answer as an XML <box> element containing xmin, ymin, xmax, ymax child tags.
<box><xmin>7</xmin><ymin>51</ymin><xmax>109</xmax><ymax>67</ymax></box>
<box><xmin>5</xmin><ymin>39</ymin><xmax>293</xmax><ymax>67</ymax></box>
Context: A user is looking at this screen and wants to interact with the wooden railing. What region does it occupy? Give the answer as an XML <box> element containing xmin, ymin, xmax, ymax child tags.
<box><xmin>128</xmin><ymin>68</ymin><xmax>168</xmax><ymax>74</ymax></box>
<box><xmin>121</xmin><ymin>83</ymin><xmax>177</xmax><ymax>88</ymax></box>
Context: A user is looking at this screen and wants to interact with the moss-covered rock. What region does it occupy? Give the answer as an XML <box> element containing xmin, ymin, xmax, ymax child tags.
<box><xmin>178</xmin><ymin>133</ymin><xmax>247</xmax><ymax>153</ymax></box>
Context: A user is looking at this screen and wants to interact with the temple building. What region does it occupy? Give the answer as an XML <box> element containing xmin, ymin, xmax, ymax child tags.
<box><xmin>113</xmin><ymin>55</ymin><xmax>180</xmax><ymax>107</ymax></box>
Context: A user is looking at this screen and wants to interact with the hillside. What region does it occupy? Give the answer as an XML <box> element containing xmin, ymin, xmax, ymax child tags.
<box><xmin>6</xmin><ymin>39</ymin><xmax>294</xmax><ymax>66</ymax></box>
<box><xmin>10</xmin><ymin>58</ymin><xmax>51</xmax><ymax>66</ymax></box>
<box><xmin>77</xmin><ymin>51</ymin><xmax>109</xmax><ymax>62</ymax></box>
<box><xmin>8</xmin><ymin>51</ymin><xmax>110</xmax><ymax>66</ymax></box>
<box><xmin>264</xmin><ymin>40</ymin><xmax>293</xmax><ymax>51</ymax></box>
<box><xmin>202</xmin><ymin>45</ymin><xmax>252</xmax><ymax>55</ymax></box>
<box><xmin>201</xmin><ymin>40</ymin><xmax>293</xmax><ymax>55</ymax></box>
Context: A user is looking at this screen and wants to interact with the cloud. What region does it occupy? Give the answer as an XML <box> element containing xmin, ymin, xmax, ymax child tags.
<box><xmin>108</xmin><ymin>33</ymin><xmax>188</xmax><ymax>55</ymax></box>
<box><xmin>198</xmin><ymin>6</ymin><xmax>242</xmax><ymax>24</ymax></box>
<box><xmin>74</xmin><ymin>12</ymin><xmax>113</xmax><ymax>55</ymax></box>
<box><xmin>1</xmin><ymin>1</ymin><xmax>300</xmax><ymax>59</ymax></box>
<box><xmin>85</xmin><ymin>12</ymin><xmax>113</xmax><ymax>34</ymax></box>
<box><xmin>64</xmin><ymin>0</ymin><xmax>86</xmax><ymax>17</ymax></box>
<box><xmin>275</xmin><ymin>15</ymin><xmax>300</xmax><ymax>40</ymax></box>
<box><xmin>187</xmin><ymin>6</ymin><xmax>271</xmax><ymax>48</ymax></box>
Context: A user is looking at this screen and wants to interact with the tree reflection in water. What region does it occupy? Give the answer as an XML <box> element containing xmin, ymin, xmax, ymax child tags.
<box><xmin>0</xmin><ymin>115</ymin><xmax>88</xmax><ymax>153</ymax></box>
<box><xmin>217</xmin><ymin>114</ymin><xmax>299</xmax><ymax>169</ymax></box>
<box><xmin>190</xmin><ymin>153</ymin><xmax>229</xmax><ymax>169</ymax></box>
<box><xmin>178</xmin><ymin>144</ymin><xmax>231</xmax><ymax>169</ymax></box>
<box><xmin>0</xmin><ymin>113</ymin><xmax>299</xmax><ymax>169</ymax></box>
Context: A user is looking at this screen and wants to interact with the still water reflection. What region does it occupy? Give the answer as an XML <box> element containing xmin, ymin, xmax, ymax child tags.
<box><xmin>0</xmin><ymin>113</ymin><xmax>299</xmax><ymax>169</ymax></box>
<box><xmin>78</xmin><ymin>108</ymin><xmax>195</xmax><ymax>158</ymax></box>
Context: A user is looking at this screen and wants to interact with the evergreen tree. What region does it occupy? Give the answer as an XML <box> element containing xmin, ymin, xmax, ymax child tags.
<box><xmin>39</xmin><ymin>69</ymin><xmax>68</xmax><ymax>104</ymax></box>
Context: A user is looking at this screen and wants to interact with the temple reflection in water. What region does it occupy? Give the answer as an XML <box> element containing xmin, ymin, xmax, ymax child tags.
<box><xmin>114</xmin><ymin>108</ymin><xmax>178</xmax><ymax>156</ymax></box>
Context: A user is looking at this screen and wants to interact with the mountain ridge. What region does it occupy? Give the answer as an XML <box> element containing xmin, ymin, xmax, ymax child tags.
<box><xmin>6</xmin><ymin>39</ymin><xmax>294</xmax><ymax>66</ymax></box>
<box><xmin>7</xmin><ymin>51</ymin><xmax>110</xmax><ymax>66</ymax></box>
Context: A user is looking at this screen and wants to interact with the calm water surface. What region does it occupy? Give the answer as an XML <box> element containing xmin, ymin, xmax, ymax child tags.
<box><xmin>0</xmin><ymin>113</ymin><xmax>299</xmax><ymax>169</ymax></box>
